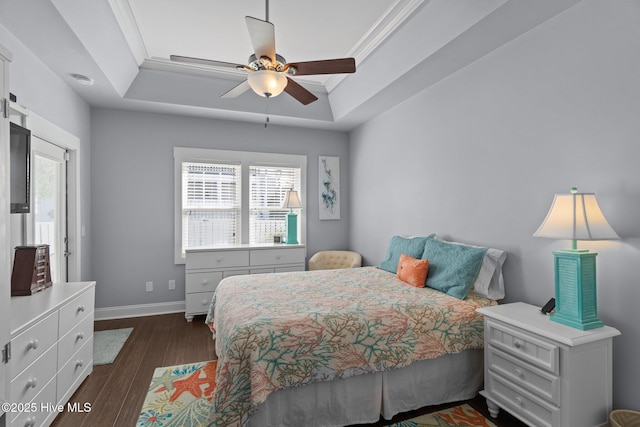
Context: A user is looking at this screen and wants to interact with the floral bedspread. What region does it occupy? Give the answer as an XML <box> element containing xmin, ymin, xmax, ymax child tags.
<box><xmin>204</xmin><ymin>266</ymin><xmax>496</xmax><ymax>426</ymax></box>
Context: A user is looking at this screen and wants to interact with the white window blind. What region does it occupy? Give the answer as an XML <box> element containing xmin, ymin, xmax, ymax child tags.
<box><xmin>249</xmin><ymin>166</ymin><xmax>300</xmax><ymax>244</ymax></box>
<box><xmin>182</xmin><ymin>162</ymin><xmax>241</xmax><ymax>252</ymax></box>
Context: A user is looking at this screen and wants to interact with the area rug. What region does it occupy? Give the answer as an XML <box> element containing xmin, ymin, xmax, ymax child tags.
<box><xmin>93</xmin><ymin>327</ymin><xmax>133</xmax><ymax>365</ymax></box>
<box><xmin>137</xmin><ymin>360</ymin><xmax>217</xmax><ymax>427</ymax></box>
<box><xmin>136</xmin><ymin>360</ymin><xmax>494</xmax><ymax>427</ymax></box>
<box><xmin>386</xmin><ymin>403</ymin><xmax>497</xmax><ymax>427</ymax></box>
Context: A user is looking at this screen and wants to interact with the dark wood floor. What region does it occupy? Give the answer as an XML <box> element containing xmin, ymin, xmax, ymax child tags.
<box><xmin>51</xmin><ymin>313</ymin><xmax>526</xmax><ymax>427</ymax></box>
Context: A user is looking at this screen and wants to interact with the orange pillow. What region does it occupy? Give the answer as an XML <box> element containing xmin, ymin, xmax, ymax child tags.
<box><xmin>397</xmin><ymin>253</ymin><xmax>429</xmax><ymax>288</ymax></box>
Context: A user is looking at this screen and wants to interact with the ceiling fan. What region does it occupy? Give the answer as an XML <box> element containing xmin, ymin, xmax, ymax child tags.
<box><xmin>170</xmin><ymin>0</ymin><xmax>356</xmax><ymax>105</ymax></box>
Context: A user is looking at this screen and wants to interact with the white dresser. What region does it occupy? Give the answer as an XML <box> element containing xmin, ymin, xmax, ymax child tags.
<box><xmin>185</xmin><ymin>245</ymin><xmax>305</xmax><ymax>321</ymax></box>
<box><xmin>478</xmin><ymin>302</ymin><xmax>620</xmax><ymax>427</ymax></box>
<box><xmin>8</xmin><ymin>282</ymin><xmax>95</xmax><ymax>427</ymax></box>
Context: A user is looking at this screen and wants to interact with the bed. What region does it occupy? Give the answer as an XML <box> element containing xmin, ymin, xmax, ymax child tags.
<box><xmin>205</xmin><ymin>236</ymin><xmax>506</xmax><ymax>427</ymax></box>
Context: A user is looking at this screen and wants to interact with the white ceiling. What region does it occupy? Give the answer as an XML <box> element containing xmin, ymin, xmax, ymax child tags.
<box><xmin>0</xmin><ymin>0</ymin><xmax>584</xmax><ymax>130</ymax></box>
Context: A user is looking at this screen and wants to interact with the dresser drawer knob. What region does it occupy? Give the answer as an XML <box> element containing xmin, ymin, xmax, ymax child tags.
<box><xmin>201</xmin><ymin>299</ymin><xmax>209</xmax><ymax>306</ymax></box>
<box><xmin>26</xmin><ymin>378</ymin><xmax>38</xmax><ymax>388</ymax></box>
<box><xmin>201</xmin><ymin>279</ymin><xmax>209</xmax><ymax>285</ymax></box>
<box><xmin>514</xmin><ymin>368</ymin><xmax>523</xmax><ymax>377</ymax></box>
<box><xmin>27</xmin><ymin>339</ymin><xmax>39</xmax><ymax>350</ymax></box>
<box><xmin>275</xmin><ymin>255</ymin><xmax>281</xmax><ymax>260</ymax></box>
<box><xmin>515</xmin><ymin>396</ymin><xmax>523</xmax><ymax>406</ymax></box>
<box><xmin>513</xmin><ymin>340</ymin><xmax>524</xmax><ymax>349</ymax></box>
<box><xmin>76</xmin><ymin>359</ymin><xmax>84</xmax><ymax>368</ymax></box>
<box><xmin>24</xmin><ymin>416</ymin><xmax>36</xmax><ymax>427</ymax></box>
<box><xmin>77</xmin><ymin>305</ymin><xmax>85</xmax><ymax>313</ymax></box>
<box><xmin>77</xmin><ymin>332</ymin><xmax>85</xmax><ymax>340</ymax></box>
<box><xmin>216</xmin><ymin>257</ymin><xmax>223</xmax><ymax>263</ymax></box>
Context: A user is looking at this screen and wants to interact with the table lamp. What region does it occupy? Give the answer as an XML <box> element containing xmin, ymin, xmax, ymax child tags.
<box><xmin>534</xmin><ymin>187</ymin><xmax>619</xmax><ymax>330</ymax></box>
<box><xmin>282</xmin><ymin>189</ymin><xmax>302</xmax><ymax>245</ymax></box>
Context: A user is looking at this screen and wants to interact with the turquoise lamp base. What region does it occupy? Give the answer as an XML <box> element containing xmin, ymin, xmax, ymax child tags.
<box><xmin>285</xmin><ymin>212</ymin><xmax>298</xmax><ymax>245</ymax></box>
<box><xmin>550</xmin><ymin>250</ymin><xmax>604</xmax><ymax>330</ymax></box>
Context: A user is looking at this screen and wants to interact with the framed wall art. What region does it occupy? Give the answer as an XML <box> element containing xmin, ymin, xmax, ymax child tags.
<box><xmin>319</xmin><ymin>156</ymin><xmax>340</xmax><ymax>220</ymax></box>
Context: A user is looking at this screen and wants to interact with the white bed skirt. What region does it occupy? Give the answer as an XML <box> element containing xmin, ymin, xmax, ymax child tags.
<box><xmin>247</xmin><ymin>348</ymin><xmax>484</xmax><ymax>427</ymax></box>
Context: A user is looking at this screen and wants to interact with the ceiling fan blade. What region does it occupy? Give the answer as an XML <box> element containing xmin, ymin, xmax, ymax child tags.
<box><xmin>245</xmin><ymin>16</ymin><xmax>276</xmax><ymax>62</ymax></box>
<box><xmin>170</xmin><ymin>55</ymin><xmax>246</xmax><ymax>70</ymax></box>
<box><xmin>286</xmin><ymin>58</ymin><xmax>356</xmax><ymax>76</ymax></box>
<box><xmin>284</xmin><ymin>78</ymin><xmax>318</xmax><ymax>105</ymax></box>
<box><xmin>221</xmin><ymin>80</ymin><xmax>251</xmax><ymax>99</ymax></box>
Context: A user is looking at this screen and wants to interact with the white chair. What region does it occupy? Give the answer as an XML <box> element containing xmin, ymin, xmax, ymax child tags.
<box><xmin>308</xmin><ymin>251</ymin><xmax>362</xmax><ymax>271</ymax></box>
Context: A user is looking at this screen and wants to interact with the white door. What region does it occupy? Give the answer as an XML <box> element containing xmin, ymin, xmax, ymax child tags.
<box><xmin>29</xmin><ymin>137</ymin><xmax>68</xmax><ymax>283</ymax></box>
<box><xmin>0</xmin><ymin>44</ymin><xmax>11</xmax><ymax>416</ymax></box>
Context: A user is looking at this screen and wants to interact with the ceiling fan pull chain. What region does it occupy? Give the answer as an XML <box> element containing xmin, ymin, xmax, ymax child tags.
<box><xmin>264</xmin><ymin>94</ymin><xmax>270</xmax><ymax>128</ymax></box>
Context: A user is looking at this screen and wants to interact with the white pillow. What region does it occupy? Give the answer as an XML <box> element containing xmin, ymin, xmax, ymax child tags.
<box><xmin>434</xmin><ymin>236</ymin><xmax>507</xmax><ymax>300</ymax></box>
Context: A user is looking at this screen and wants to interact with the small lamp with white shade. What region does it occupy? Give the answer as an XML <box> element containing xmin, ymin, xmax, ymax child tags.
<box><xmin>282</xmin><ymin>189</ymin><xmax>302</xmax><ymax>245</ymax></box>
<box><xmin>534</xmin><ymin>187</ymin><xmax>619</xmax><ymax>330</ymax></box>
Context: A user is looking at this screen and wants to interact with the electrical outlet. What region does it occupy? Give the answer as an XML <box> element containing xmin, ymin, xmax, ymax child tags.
<box><xmin>146</xmin><ymin>281</ymin><xmax>153</xmax><ymax>292</ymax></box>
<box><xmin>168</xmin><ymin>280</ymin><xmax>175</xmax><ymax>290</ymax></box>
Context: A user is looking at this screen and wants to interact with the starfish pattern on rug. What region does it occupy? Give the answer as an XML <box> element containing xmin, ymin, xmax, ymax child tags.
<box><xmin>149</xmin><ymin>368</ymin><xmax>176</xmax><ymax>394</ymax></box>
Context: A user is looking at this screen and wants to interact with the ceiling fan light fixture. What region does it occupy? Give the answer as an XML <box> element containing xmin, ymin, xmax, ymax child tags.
<box><xmin>247</xmin><ymin>70</ymin><xmax>287</xmax><ymax>98</ymax></box>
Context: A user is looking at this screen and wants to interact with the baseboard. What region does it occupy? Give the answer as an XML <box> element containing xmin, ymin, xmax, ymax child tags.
<box><xmin>94</xmin><ymin>300</ymin><xmax>186</xmax><ymax>320</ymax></box>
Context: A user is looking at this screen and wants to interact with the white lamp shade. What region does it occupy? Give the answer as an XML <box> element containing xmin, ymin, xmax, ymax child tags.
<box><xmin>282</xmin><ymin>190</ymin><xmax>302</xmax><ymax>209</ymax></box>
<box><xmin>534</xmin><ymin>192</ymin><xmax>619</xmax><ymax>240</ymax></box>
<box><xmin>247</xmin><ymin>70</ymin><xmax>288</xmax><ymax>97</ymax></box>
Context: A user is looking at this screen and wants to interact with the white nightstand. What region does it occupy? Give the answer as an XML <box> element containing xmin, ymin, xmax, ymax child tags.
<box><xmin>477</xmin><ymin>302</ymin><xmax>620</xmax><ymax>427</ymax></box>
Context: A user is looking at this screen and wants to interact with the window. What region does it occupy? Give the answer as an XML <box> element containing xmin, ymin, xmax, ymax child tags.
<box><xmin>249</xmin><ymin>166</ymin><xmax>300</xmax><ymax>244</ymax></box>
<box><xmin>182</xmin><ymin>162</ymin><xmax>241</xmax><ymax>247</ymax></box>
<box><xmin>174</xmin><ymin>147</ymin><xmax>306</xmax><ymax>263</ymax></box>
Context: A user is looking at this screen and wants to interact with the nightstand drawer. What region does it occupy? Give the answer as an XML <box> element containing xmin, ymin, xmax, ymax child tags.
<box><xmin>488</xmin><ymin>346</ymin><xmax>559</xmax><ymax>405</ymax></box>
<box><xmin>186</xmin><ymin>250</ymin><xmax>250</xmax><ymax>270</ymax></box>
<box><xmin>250</xmin><ymin>247</ymin><xmax>305</xmax><ymax>266</ymax></box>
<box><xmin>487</xmin><ymin>371</ymin><xmax>559</xmax><ymax>427</ymax></box>
<box><xmin>186</xmin><ymin>271</ymin><xmax>223</xmax><ymax>293</ymax></box>
<box><xmin>487</xmin><ymin>319</ymin><xmax>559</xmax><ymax>375</ymax></box>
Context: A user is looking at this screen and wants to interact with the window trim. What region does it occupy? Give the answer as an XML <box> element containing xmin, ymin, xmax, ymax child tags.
<box><xmin>174</xmin><ymin>147</ymin><xmax>307</xmax><ymax>264</ymax></box>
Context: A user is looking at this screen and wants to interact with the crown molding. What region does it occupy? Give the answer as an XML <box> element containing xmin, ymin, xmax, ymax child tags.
<box><xmin>325</xmin><ymin>0</ymin><xmax>426</xmax><ymax>92</ymax></box>
<box><xmin>108</xmin><ymin>0</ymin><xmax>148</xmax><ymax>64</ymax></box>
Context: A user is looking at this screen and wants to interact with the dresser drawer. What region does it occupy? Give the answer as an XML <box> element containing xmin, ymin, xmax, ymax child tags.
<box><xmin>488</xmin><ymin>346</ymin><xmax>559</xmax><ymax>405</ymax></box>
<box><xmin>486</xmin><ymin>319</ymin><xmax>559</xmax><ymax>375</ymax></box>
<box><xmin>250</xmin><ymin>247</ymin><xmax>305</xmax><ymax>266</ymax></box>
<box><xmin>10</xmin><ymin>311</ymin><xmax>58</xmax><ymax>379</ymax></box>
<box><xmin>10</xmin><ymin>343</ymin><xmax>57</xmax><ymax>405</ymax></box>
<box><xmin>186</xmin><ymin>271</ymin><xmax>223</xmax><ymax>293</ymax></box>
<box><xmin>187</xmin><ymin>250</ymin><xmax>250</xmax><ymax>270</ymax></box>
<box><xmin>57</xmin><ymin>335</ymin><xmax>93</xmax><ymax>404</ymax></box>
<box><xmin>58</xmin><ymin>311</ymin><xmax>94</xmax><ymax>371</ymax></box>
<box><xmin>185</xmin><ymin>292</ymin><xmax>215</xmax><ymax>315</ymax></box>
<box><xmin>487</xmin><ymin>371</ymin><xmax>559</xmax><ymax>427</ymax></box>
<box><xmin>59</xmin><ymin>287</ymin><xmax>95</xmax><ymax>338</ymax></box>
<box><xmin>9</xmin><ymin>375</ymin><xmax>57</xmax><ymax>426</ymax></box>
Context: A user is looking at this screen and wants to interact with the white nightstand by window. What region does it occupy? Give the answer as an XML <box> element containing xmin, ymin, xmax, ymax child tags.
<box><xmin>477</xmin><ymin>302</ymin><xmax>620</xmax><ymax>427</ymax></box>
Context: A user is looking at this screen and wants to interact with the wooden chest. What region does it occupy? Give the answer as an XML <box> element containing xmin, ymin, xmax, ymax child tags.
<box><xmin>11</xmin><ymin>245</ymin><xmax>52</xmax><ymax>296</ymax></box>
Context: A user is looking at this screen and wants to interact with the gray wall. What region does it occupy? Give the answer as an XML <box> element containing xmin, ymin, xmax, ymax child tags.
<box><xmin>90</xmin><ymin>108</ymin><xmax>349</xmax><ymax>309</ymax></box>
<box><xmin>0</xmin><ymin>23</ymin><xmax>92</xmax><ymax>281</ymax></box>
<box><xmin>349</xmin><ymin>0</ymin><xmax>640</xmax><ymax>410</ymax></box>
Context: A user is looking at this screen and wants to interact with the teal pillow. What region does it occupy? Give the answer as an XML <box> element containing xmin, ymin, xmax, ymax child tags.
<box><xmin>377</xmin><ymin>235</ymin><xmax>433</xmax><ymax>274</ymax></box>
<box><xmin>421</xmin><ymin>238</ymin><xmax>487</xmax><ymax>299</ymax></box>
